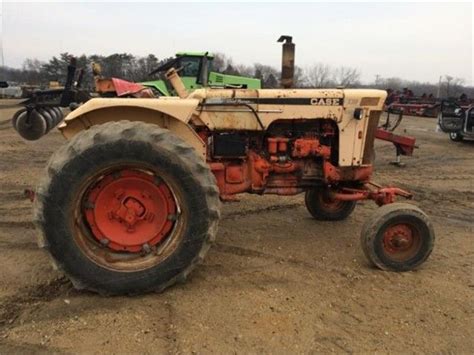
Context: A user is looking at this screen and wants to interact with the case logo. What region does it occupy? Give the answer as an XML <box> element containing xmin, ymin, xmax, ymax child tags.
<box><xmin>310</xmin><ymin>98</ymin><xmax>342</xmax><ymax>106</ymax></box>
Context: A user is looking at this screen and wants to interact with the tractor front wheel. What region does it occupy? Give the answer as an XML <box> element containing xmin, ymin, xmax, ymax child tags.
<box><xmin>34</xmin><ymin>121</ymin><xmax>221</xmax><ymax>295</ymax></box>
<box><xmin>360</xmin><ymin>203</ymin><xmax>434</xmax><ymax>271</ymax></box>
<box><xmin>304</xmin><ymin>188</ymin><xmax>356</xmax><ymax>221</ymax></box>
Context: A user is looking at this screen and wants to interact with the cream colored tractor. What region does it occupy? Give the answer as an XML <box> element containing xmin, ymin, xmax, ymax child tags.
<box><xmin>33</xmin><ymin>67</ymin><xmax>434</xmax><ymax>295</ymax></box>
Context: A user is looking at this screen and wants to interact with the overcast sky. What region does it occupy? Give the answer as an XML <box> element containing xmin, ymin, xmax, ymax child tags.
<box><xmin>1</xmin><ymin>1</ymin><xmax>472</xmax><ymax>84</ymax></box>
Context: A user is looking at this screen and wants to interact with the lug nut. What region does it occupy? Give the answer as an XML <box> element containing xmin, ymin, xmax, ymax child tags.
<box><xmin>100</xmin><ymin>238</ymin><xmax>109</xmax><ymax>246</ymax></box>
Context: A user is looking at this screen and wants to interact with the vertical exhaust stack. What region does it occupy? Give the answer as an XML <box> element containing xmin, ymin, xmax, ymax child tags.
<box><xmin>278</xmin><ymin>35</ymin><xmax>295</xmax><ymax>89</ymax></box>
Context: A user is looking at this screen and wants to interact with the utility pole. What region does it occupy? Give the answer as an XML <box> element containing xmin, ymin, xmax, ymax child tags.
<box><xmin>445</xmin><ymin>75</ymin><xmax>453</xmax><ymax>98</ymax></box>
<box><xmin>375</xmin><ymin>74</ymin><xmax>380</xmax><ymax>87</ymax></box>
<box><xmin>437</xmin><ymin>76</ymin><xmax>442</xmax><ymax>99</ymax></box>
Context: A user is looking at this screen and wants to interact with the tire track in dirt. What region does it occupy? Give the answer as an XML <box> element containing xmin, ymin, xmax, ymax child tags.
<box><xmin>0</xmin><ymin>277</ymin><xmax>72</xmax><ymax>334</ymax></box>
<box><xmin>0</xmin><ymin>118</ymin><xmax>15</xmax><ymax>128</ymax></box>
<box><xmin>223</xmin><ymin>203</ymin><xmax>301</xmax><ymax>219</ymax></box>
<box><xmin>0</xmin><ymin>206</ymin><xmax>31</xmax><ymax>212</ymax></box>
<box><xmin>0</xmin><ymin>192</ymin><xmax>26</xmax><ymax>203</ymax></box>
<box><xmin>0</xmin><ymin>221</ymin><xmax>34</xmax><ymax>229</ymax></box>
<box><xmin>163</xmin><ymin>301</ymin><xmax>180</xmax><ymax>354</ymax></box>
<box><xmin>213</xmin><ymin>242</ymin><xmax>365</xmax><ymax>280</ymax></box>
<box><xmin>0</xmin><ymin>339</ymin><xmax>67</xmax><ymax>354</ymax></box>
<box><xmin>0</xmin><ymin>239</ymin><xmax>38</xmax><ymax>251</ymax></box>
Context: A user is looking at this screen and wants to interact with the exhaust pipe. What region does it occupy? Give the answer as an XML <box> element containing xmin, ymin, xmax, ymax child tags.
<box><xmin>278</xmin><ymin>35</ymin><xmax>295</xmax><ymax>89</ymax></box>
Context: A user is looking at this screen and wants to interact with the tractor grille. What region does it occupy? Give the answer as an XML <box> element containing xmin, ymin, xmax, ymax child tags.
<box><xmin>363</xmin><ymin>110</ymin><xmax>382</xmax><ymax>164</ymax></box>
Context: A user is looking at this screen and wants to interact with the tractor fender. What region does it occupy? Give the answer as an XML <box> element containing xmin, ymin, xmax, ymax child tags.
<box><xmin>58</xmin><ymin>97</ymin><xmax>206</xmax><ymax>159</ymax></box>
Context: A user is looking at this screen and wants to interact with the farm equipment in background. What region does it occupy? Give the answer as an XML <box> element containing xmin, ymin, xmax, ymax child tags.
<box><xmin>384</xmin><ymin>89</ymin><xmax>474</xmax><ymax>119</ymax></box>
<box><xmin>10</xmin><ymin>52</ymin><xmax>263</xmax><ymax>140</ymax></box>
<box><xmin>375</xmin><ymin>111</ymin><xmax>417</xmax><ymax>166</ymax></box>
<box><xmin>11</xmin><ymin>58</ymin><xmax>91</xmax><ymax>140</ymax></box>
<box><xmin>385</xmin><ymin>88</ymin><xmax>441</xmax><ymax>118</ymax></box>
<box><xmin>92</xmin><ymin>63</ymin><xmax>156</xmax><ymax>99</ymax></box>
<box><xmin>438</xmin><ymin>99</ymin><xmax>474</xmax><ymax>142</ymax></box>
<box><xmin>94</xmin><ymin>52</ymin><xmax>261</xmax><ymax>98</ymax></box>
<box><xmin>140</xmin><ymin>52</ymin><xmax>261</xmax><ymax>95</ymax></box>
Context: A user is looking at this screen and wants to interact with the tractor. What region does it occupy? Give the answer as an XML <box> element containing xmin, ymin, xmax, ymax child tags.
<box><xmin>12</xmin><ymin>38</ymin><xmax>435</xmax><ymax>295</ymax></box>
<box><xmin>140</xmin><ymin>51</ymin><xmax>261</xmax><ymax>95</ymax></box>
<box><xmin>28</xmin><ymin>52</ymin><xmax>435</xmax><ymax>295</ymax></box>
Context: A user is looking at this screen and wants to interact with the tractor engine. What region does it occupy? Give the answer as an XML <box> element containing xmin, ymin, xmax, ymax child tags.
<box><xmin>202</xmin><ymin>120</ymin><xmax>367</xmax><ymax>200</ymax></box>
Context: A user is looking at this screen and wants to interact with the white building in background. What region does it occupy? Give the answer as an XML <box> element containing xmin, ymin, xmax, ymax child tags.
<box><xmin>0</xmin><ymin>86</ymin><xmax>22</xmax><ymax>98</ymax></box>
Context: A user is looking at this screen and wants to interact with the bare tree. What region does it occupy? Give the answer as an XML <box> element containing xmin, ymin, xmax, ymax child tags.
<box><xmin>234</xmin><ymin>64</ymin><xmax>254</xmax><ymax>78</ymax></box>
<box><xmin>265</xmin><ymin>73</ymin><xmax>279</xmax><ymax>88</ymax></box>
<box><xmin>333</xmin><ymin>66</ymin><xmax>360</xmax><ymax>87</ymax></box>
<box><xmin>4</xmin><ymin>51</ymin><xmax>474</xmax><ymax>99</ymax></box>
<box><xmin>305</xmin><ymin>63</ymin><xmax>332</xmax><ymax>88</ymax></box>
<box><xmin>253</xmin><ymin>63</ymin><xmax>280</xmax><ymax>88</ymax></box>
<box><xmin>212</xmin><ymin>53</ymin><xmax>232</xmax><ymax>73</ymax></box>
<box><xmin>442</xmin><ymin>75</ymin><xmax>465</xmax><ymax>97</ymax></box>
<box><xmin>293</xmin><ymin>65</ymin><xmax>305</xmax><ymax>87</ymax></box>
<box><xmin>445</xmin><ymin>75</ymin><xmax>453</xmax><ymax>97</ymax></box>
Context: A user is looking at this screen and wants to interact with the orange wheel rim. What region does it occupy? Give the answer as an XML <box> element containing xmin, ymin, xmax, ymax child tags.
<box><xmin>83</xmin><ymin>169</ymin><xmax>177</xmax><ymax>253</ymax></box>
<box><xmin>382</xmin><ymin>223</ymin><xmax>421</xmax><ymax>261</ymax></box>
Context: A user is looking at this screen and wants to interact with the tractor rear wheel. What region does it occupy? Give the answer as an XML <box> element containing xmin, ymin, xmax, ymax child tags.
<box><xmin>305</xmin><ymin>188</ymin><xmax>356</xmax><ymax>221</ymax></box>
<box><xmin>34</xmin><ymin>121</ymin><xmax>221</xmax><ymax>295</ymax></box>
<box><xmin>360</xmin><ymin>203</ymin><xmax>434</xmax><ymax>271</ymax></box>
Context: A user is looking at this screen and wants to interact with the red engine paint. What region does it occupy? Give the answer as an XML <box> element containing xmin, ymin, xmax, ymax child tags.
<box><xmin>209</xmin><ymin>135</ymin><xmax>375</xmax><ymax>200</ymax></box>
<box><xmin>292</xmin><ymin>138</ymin><xmax>331</xmax><ymax>159</ymax></box>
<box><xmin>203</xmin><ymin>129</ymin><xmax>411</xmax><ymax>206</ymax></box>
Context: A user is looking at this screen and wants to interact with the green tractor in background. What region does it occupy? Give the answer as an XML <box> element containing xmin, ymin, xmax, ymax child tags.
<box><xmin>140</xmin><ymin>52</ymin><xmax>261</xmax><ymax>95</ymax></box>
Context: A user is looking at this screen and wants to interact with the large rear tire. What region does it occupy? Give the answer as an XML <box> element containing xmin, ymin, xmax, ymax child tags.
<box><xmin>305</xmin><ymin>188</ymin><xmax>356</xmax><ymax>221</ymax></box>
<box><xmin>34</xmin><ymin>121</ymin><xmax>221</xmax><ymax>295</ymax></box>
<box><xmin>360</xmin><ymin>203</ymin><xmax>434</xmax><ymax>271</ymax></box>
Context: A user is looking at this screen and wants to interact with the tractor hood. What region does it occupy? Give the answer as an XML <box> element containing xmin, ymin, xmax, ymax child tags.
<box><xmin>188</xmin><ymin>88</ymin><xmax>386</xmax><ymax>111</ymax></box>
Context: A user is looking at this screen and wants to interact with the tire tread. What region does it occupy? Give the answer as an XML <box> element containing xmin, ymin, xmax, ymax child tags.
<box><xmin>34</xmin><ymin>121</ymin><xmax>221</xmax><ymax>295</ymax></box>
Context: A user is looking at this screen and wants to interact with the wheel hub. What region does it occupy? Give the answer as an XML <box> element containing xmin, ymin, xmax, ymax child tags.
<box><xmin>110</xmin><ymin>193</ymin><xmax>150</xmax><ymax>232</ymax></box>
<box><xmin>84</xmin><ymin>169</ymin><xmax>177</xmax><ymax>253</ymax></box>
<box><xmin>383</xmin><ymin>224</ymin><xmax>415</xmax><ymax>254</ymax></box>
<box><xmin>320</xmin><ymin>192</ymin><xmax>344</xmax><ymax>212</ymax></box>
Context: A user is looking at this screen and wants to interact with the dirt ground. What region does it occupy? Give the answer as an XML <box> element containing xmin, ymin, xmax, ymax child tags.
<box><xmin>0</xmin><ymin>100</ymin><xmax>472</xmax><ymax>354</ymax></box>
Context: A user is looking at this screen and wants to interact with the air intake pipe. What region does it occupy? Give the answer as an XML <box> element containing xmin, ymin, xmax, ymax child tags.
<box><xmin>165</xmin><ymin>68</ymin><xmax>189</xmax><ymax>98</ymax></box>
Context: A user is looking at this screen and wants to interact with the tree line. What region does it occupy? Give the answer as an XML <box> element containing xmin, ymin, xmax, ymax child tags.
<box><xmin>0</xmin><ymin>52</ymin><xmax>472</xmax><ymax>98</ymax></box>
